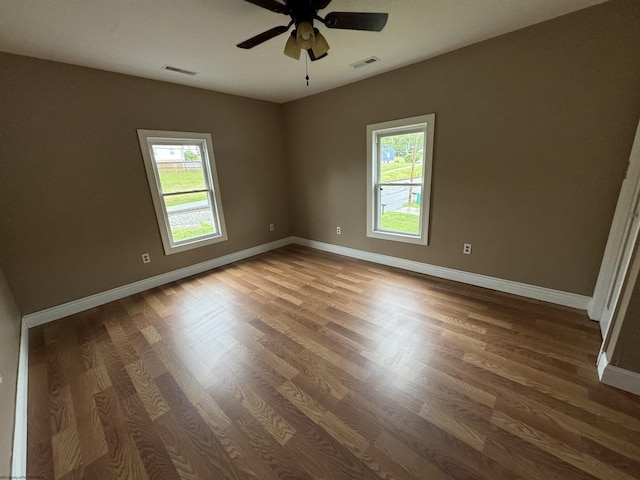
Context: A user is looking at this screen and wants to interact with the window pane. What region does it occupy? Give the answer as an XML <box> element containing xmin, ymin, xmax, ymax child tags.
<box><xmin>153</xmin><ymin>144</ymin><xmax>206</xmax><ymax>193</ymax></box>
<box><xmin>379</xmin><ymin>132</ymin><xmax>425</xmax><ymax>183</ymax></box>
<box><xmin>378</xmin><ymin>185</ymin><xmax>422</xmax><ymax>235</ymax></box>
<box><xmin>164</xmin><ymin>192</ymin><xmax>217</xmax><ymax>243</ymax></box>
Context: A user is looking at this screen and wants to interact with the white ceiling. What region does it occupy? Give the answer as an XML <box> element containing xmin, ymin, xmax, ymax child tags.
<box><xmin>0</xmin><ymin>0</ymin><xmax>607</xmax><ymax>104</ymax></box>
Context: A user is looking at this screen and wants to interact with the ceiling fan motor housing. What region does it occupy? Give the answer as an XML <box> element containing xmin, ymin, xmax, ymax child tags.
<box><xmin>286</xmin><ymin>0</ymin><xmax>317</xmax><ymax>27</ymax></box>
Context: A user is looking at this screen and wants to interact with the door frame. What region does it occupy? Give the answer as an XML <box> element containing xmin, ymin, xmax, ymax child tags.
<box><xmin>590</xmin><ymin>118</ymin><xmax>640</xmax><ymax>340</ymax></box>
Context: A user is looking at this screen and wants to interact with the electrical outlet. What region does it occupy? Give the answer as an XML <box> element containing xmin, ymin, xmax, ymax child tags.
<box><xmin>336</xmin><ymin>226</ymin><xmax>342</xmax><ymax>235</ymax></box>
<box><xmin>463</xmin><ymin>244</ymin><xmax>472</xmax><ymax>255</ymax></box>
<box><xmin>269</xmin><ymin>223</ymin><xmax>275</xmax><ymax>232</ymax></box>
<box><xmin>141</xmin><ymin>253</ymin><xmax>151</xmax><ymax>264</ymax></box>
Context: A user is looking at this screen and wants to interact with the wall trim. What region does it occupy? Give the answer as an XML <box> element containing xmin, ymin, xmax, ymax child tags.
<box><xmin>598</xmin><ymin>352</ymin><xmax>640</xmax><ymax>396</ymax></box>
<box><xmin>13</xmin><ymin>236</ymin><xmax>606</xmax><ymax>471</ymax></box>
<box><xmin>23</xmin><ymin>236</ymin><xmax>593</xmax><ymax>329</ymax></box>
<box><xmin>292</xmin><ymin>237</ymin><xmax>592</xmax><ymax>310</ymax></box>
<box><xmin>587</xmin><ymin>298</ymin><xmax>599</xmax><ymax>321</ymax></box>
<box><xmin>23</xmin><ymin>237</ymin><xmax>294</xmax><ymax>328</ymax></box>
<box><xmin>11</xmin><ymin>319</ymin><xmax>29</xmax><ymax>478</ymax></box>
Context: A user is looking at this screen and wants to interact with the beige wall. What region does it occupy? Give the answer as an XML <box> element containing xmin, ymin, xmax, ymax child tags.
<box><xmin>0</xmin><ymin>53</ymin><xmax>291</xmax><ymax>314</ymax></box>
<box><xmin>0</xmin><ymin>263</ymin><xmax>21</xmax><ymax>475</ymax></box>
<box><xmin>283</xmin><ymin>0</ymin><xmax>640</xmax><ymax>296</ymax></box>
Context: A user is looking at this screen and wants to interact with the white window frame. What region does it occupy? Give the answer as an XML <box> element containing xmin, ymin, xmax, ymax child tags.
<box><xmin>137</xmin><ymin>129</ymin><xmax>228</xmax><ymax>255</ymax></box>
<box><xmin>366</xmin><ymin>114</ymin><xmax>435</xmax><ymax>245</ymax></box>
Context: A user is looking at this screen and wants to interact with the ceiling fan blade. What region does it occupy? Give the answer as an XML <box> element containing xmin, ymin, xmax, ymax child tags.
<box><xmin>324</xmin><ymin>12</ymin><xmax>388</xmax><ymax>31</ymax></box>
<box><xmin>312</xmin><ymin>0</ymin><xmax>332</xmax><ymax>10</ymax></box>
<box><xmin>242</xmin><ymin>0</ymin><xmax>287</xmax><ymax>14</ymax></box>
<box><xmin>307</xmin><ymin>49</ymin><xmax>328</xmax><ymax>62</ymax></box>
<box><xmin>237</xmin><ymin>25</ymin><xmax>290</xmax><ymax>49</ymax></box>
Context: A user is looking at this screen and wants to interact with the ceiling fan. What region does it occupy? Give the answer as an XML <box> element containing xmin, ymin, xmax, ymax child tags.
<box><xmin>237</xmin><ymin>0</ymin><xmax>389</xmax><ymax>61</ymax></box>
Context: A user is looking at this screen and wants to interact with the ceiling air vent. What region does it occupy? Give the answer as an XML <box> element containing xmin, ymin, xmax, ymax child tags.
<box><xmin>162</xmin><ymin>65</ymin><xmax>198</xmax><ymax>76</ymax></box>
<box><xmin>350</xmin><ymin>56</ymin><xmax>380</xmax><ymax>69</ymax></box>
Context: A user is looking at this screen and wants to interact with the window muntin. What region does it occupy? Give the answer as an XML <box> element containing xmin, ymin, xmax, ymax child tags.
<box><xmin>137</xmin><ymin>130</ymin><xmax>227</xmax><ymax>254</ymax></box>
<box><xmin>366</xmin><ymin>114</ymin><xmax>435</xmax><ymax>245</ymax></box>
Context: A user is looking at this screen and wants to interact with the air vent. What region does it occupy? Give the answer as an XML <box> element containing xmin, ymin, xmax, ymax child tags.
<box><xmin>162</xmin><ymin>65</ymin><xmax>198</xmax><ymax>76</ymax></box>
<box><xmin>350</xmin><ymin>56</ymin><xmax>380</xmax><ymax>69</ymax></box>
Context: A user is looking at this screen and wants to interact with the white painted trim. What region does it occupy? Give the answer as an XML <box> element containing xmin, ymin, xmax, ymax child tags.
<box><xmin>292</xmin><ymin>237</ymin><xmax>591</xmax><ymax>310</ymax></box>
<box><xmin>13</xmin><ymin>234</ymin><xmax>601</xmax><ymax>477</ymax></box>
<box><xmin>11</xmin><ymin>235</ymin><xmax>615</xmax><ymax>476</ymax></box>
<box><xmin>23</xmin><ymin>235</ymin><xmax>593</xmax><ymax>328</ymax></box>
<box><xmin>11</xmin><ymin>319</ymin><xmax>29</xmax><ymax>478</ymax></box>
<box><xmin>366</xmin><ymin>114</ymin><xmax>435</xmax><ymax>246</ymax></box>
<box><xmin>23</xmin><ymin>237</ymin><xmax>294</xmax><ymax>327</ymax></box>
<box><xmin>137</xmin><ymin>129</ymin><xmax>228</xmax><ymax>256</ymax></box>
<box><xmin>591</xmin><ymin>118</ymin><xmax>640</xmax><ymax>324</ymax></box>
<box><xmin>587</xmin><ymin>297</ymin><xmax>598</xmax><ymax>321</ymax></box>
<box><xmin>597</xmin><ymin>350</ymin><xmax>609</xmax><ymax>380</ymax></box>
<box><xmin>598</xmin><ymin>351</ymin><xmax>640</xmax><ymax>396</ymax></box>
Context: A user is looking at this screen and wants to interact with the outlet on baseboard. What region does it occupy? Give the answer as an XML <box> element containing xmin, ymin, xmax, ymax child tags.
<box><xmin>336</xmin><ymin>226</ymin><xmax>342</xmax><ymax>235</ymax></box>
<box><xmin>463</xmin><ymin>244</ymin><xmax>472</xmax><ymax>255</ymax></box>
<box><xmin>141</xmin><ymin>253</ymin><xmax>151</xmax><ymax>264</ymax></box>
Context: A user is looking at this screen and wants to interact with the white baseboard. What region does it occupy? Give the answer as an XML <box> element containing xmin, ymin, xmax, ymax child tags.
<box><xmin>598</xmin><ymin>352</ymin><xmax>640</xmax><ymax>396</ymax></box>
<box><xmin>12</xmin><ymin>237</ymin><xmax>603</xmax><ymax>471</ymax></box>
<box><xmin>11</xmin><ymin>235</ymin><xmax>613</xmax><ymax>475</ymax></box>
<box><xmin>292</xmin><ymin>237</ymin><xmax>592</xmax><ymax>310</ymax></box>
<box><xmin>23</xmin><ymin>237</ymin><xmax>295</xmax><ymax>328</ymax></box>
<box><xmin>11</xmin><ymin>320</ymin><xmax>29</xmax><ymax>478</ymax></box>
<box><xmin>587</xmin><ymin>297</ymin><xmax>600</xmax><ymax>322</ymax></box>
<box><xmin>23</xmin><ymin>235</ymin><xmax>593</xmax><ymax>329</ymax></box>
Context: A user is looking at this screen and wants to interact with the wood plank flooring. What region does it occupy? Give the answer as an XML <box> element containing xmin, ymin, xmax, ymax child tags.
<box><xmin>27</xmin><ymin>244</ymin><xmax>640</xmax><ymax>479</ymax></box>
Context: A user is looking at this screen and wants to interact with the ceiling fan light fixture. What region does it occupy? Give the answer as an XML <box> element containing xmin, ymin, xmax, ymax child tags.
<box><xmin>311</xmin><ymin>29</ymin><xmax>330</xmax><ymax>58</ymax></box>
<box><xmin>296</xmin><ymin>21</ymin><xmax>315</xmax><ymax>49</ymax></box>
<box><xmin>284</xmin><ymin>32</ymin><xmax>301</xmax><ymax>59</ymax></box>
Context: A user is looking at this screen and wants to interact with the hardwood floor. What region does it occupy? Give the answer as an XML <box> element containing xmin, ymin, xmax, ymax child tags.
<box><xmin>27</xmin><ymin>244</ymin><xmax>640</xmax><ymax>479</ymax></box>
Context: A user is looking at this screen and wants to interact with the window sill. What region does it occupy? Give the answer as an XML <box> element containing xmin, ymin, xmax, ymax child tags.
<box><xmin>367</xmin><ymin>230</ymin><xmax>428</xmax><ymax>245</ymax></box>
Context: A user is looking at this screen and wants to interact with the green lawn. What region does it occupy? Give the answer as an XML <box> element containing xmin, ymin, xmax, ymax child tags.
<box><xmin>381</xmin><ymin>161</ymin><xmax>423</xmax><ymax>182</ymax></box>
<box><xmin>163</xmin><ymin>192</ymin><xmax>207</xmax><ymax>208</ymax></box>
<box><xmin>158</xmin><ymin>169</ymin><xmax>204</xmax><ymax>191</ymax></box>
<box><xmin>158</xmin><ymin>170</ymin><xmax>207</xmax><ymax>208</ymax></box>
<box><xmin>170</xmin><ymin>222</ymin><xmax>215</xmax><ymax>242</ymax></box>
<box><xmin>380</xmin><ymin>212</ymin><xmax>420</xmax><ymax>234</ymax></box>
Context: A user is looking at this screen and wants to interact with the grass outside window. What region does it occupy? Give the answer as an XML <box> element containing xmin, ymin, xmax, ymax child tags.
<box><xmin>380</xmin><ymin>212</ymin><xmax>420</xmax><ymax>234</ymax></box>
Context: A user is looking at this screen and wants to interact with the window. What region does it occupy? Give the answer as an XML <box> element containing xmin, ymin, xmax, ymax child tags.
<box><xmin>366</xmin><ymin>114</ymin><xmax>435</xmax><ymax>245</ymax></box>
<box><xmin>137</xmin><ymin>130</ymin><xmax>227</xmax><ymax>254</ymax></box>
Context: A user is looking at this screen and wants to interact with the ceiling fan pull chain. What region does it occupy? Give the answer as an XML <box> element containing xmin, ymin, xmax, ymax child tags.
<box><xmin>305</xmin><ymin>52</ymin><xmax>310</xmax><ymax>86</ymax></box>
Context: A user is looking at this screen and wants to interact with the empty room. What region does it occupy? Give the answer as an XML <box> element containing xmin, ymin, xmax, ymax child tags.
<box><xmin>2</xmin><ymin>0</ymin><xmax>640</xmax><ymax>478</ymax></box>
